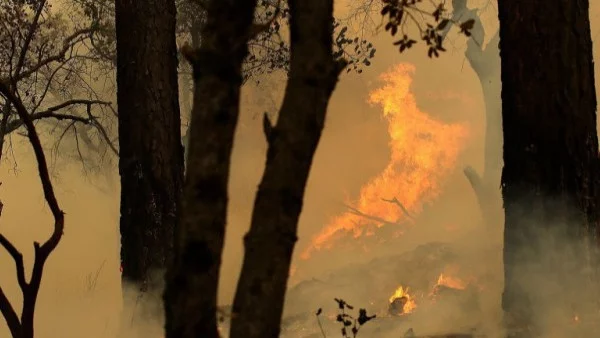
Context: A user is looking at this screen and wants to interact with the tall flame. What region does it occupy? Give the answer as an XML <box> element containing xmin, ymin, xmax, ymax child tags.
<box><xmin>302</xmin><ymin>64</ymin><xmax>469</xmax><ymax>258</ymax></box>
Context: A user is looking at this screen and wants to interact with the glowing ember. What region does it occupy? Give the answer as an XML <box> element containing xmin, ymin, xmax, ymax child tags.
<box><xmin>302</xmin><ymin>64</ymin><xmax>469</xmax><ymax>259</ymax></box>
<box><xmin>388</xmin><ymin>285</ymin><xmax>417</xmax><ymax>315</ymax></box>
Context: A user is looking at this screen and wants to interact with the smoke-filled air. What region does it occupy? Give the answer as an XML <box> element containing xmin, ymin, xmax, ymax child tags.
<box><xmin>1</xmin><ymin>0</ymin><xmax>600</xmax><ymax>338</ymax></box>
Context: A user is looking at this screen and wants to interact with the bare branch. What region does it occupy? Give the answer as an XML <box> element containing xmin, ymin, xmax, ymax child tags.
<box><xmin>0</xmin><ymin>75</ymin><xmax>64</xmax><ymax>338</ymax></box>
<box><xmin>0</xmin><ymin>77</ymin><xmax>63</xmax><ymax>247</ymax></box>
<box><xmin>343</xmin><ymin>204</ymin><xmax>404</xmax><ymax>227</ymax></box>
<box><xmin>13</xmin><ymin>0</ymin><xmax>48</xmax><ymax>81</ymax></box>
<box><xmin>381</xmin><ymin>197</ymin><xmax>416</xmax><ymax>221</ymax></box>
<box><xmin>0</xmin><ymin>288</ymin><xmax>20</xmax><ymax>337</ymax></box>
<box><xmin>14</xmin><ymin>27</ymin><xmax>96</xmax><ymax>82</ymax></box>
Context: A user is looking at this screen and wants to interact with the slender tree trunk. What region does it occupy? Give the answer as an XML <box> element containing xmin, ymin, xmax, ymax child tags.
<box><xmin>162</xmin><ymin>0</ymin><xmax>258</xmax><ymax>337</ymax></box>
<box><xmin>114</xmin><ymin>0</ymin><xmax>183</xmax><ymax>334</ymax></box>
<box><xmin>463</xmin><ymin>30</ymin><xmax>503</xmax><ymax>224</ymax></box>
<box><xmin>229</xmin><ymin>0</ymin><xmax>345</xmax><ymax>336</ymax></box>
<box><xmin>445</xmin><ymin>4</ymin><xmax>503</xmax><ymax>225</ymax></box>
<box><xmin>498</xmin><ymin>0</ymin><xmax>599</xmax><ymax>336</ymax></box>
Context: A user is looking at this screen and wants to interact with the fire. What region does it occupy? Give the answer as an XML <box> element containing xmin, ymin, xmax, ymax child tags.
<box><xmin>301</xmin><ymin>64</ymin><xmax>469</xmax><ymax>259</ymax></box>
<box><xmin>435</xmin><ymin>273</ymin><xmax>467</xmax><ymax>290</ymax></box>
<box><xmin>388</xmin><ymin>285</ymin><xmax>417</xmax><ymax>314</ymax></box>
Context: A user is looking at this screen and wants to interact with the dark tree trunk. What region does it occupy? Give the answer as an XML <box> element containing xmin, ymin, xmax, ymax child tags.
<box><xmin>498</xmin><ymin>0</ymin><xmax>599</xmax><ymax>336</ymax></box>
<box><xmin>114</xmin><ymin>0</ymin><xmax>183</xmax><ymax>332</ymax></box>
<box><xmin>162</xmin><ymin>0</ymin><xmax>258</xmax><ymax>337</ymax></box>
<box><xmin>229</xmin><ymin>0</ymin><xmax>344</xmax><ymax>336</ymax></box>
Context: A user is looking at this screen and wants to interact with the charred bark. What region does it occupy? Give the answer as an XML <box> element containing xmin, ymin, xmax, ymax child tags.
<box><xmin>498</xmin><ymin>0</ymin><xmax>599</xmax><ymax>336</ymax></box>
<box><xmin>114</xmin><ymin>0</ymin><xmax>183</xmax><ymax>330</ymax></box>
<box><xmin>229</xmin><ymin>0</ymin><xmax>345</xmax><ymax>337</ymax></box>
<box><xmin>162</xmin><ymin>0</ymin><xmax>258</xmax><ymax>337</ymax></box>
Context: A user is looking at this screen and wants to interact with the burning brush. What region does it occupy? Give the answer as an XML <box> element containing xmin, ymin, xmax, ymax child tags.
<box><xmin>388</xmin><ymin>285</ymin><xmax>417</xmax><ymax>316</ymax></box>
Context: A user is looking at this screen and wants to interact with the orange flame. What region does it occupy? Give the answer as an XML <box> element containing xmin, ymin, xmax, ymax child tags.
<box><xmin>302</xmin><ymin>64</ymin><xmax>469</xmax><ymax>258</ymax></box>
<box><xmin>389</xmin><ymin>285</ymin><xmax>417</xmax><ymax>314</ymax></box>
<box><xmin>435</xmin><ymin>273</ymin><xmax>467</xmax><ymax>290</ymax></box>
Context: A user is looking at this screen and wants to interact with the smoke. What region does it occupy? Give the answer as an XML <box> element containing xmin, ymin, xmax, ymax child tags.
<box><xmin>0</xmin><ymin>1</ymin><xmax>600</xmax><ymax>337</ymax></box>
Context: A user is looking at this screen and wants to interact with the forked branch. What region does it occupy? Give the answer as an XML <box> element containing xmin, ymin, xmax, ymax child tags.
<box><xmin>0</xmin><ymin>79</ymin><xmax>65</xmax><ymax>338</ymax></box>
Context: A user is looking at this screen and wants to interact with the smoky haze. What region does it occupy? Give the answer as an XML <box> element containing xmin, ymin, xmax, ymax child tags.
<box><xmin>1</xmin><ymin>0</ymin><xmax>600</xmax><ymax>337</ymax></box>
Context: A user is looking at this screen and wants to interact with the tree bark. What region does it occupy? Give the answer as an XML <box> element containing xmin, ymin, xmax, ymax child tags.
<box><xmin>444</xmin><ymin>4</ymin><xmax>503</xmax><ymax>225</ymax></box>
<box><xmin>114</xmin><ymin>0</ymin><xmax>183</xmax><ymax>332</ymax></box>
<box><xmin>462</xmin><ymin>29</ymin><xmax>503</xmax><ymax>225</ymax></box>
<box><xmin>498</xmin><ymin>0</ymin><xmax>599</xmax><ymax>336</ymax></box>
<box><xmin>162</xmin><ymin>0</ymin><xmax>258</xmax><ymax>337</ymax></box>
<box><xmin>229</xmin><ymin>0</ymin><xmax>345</xmax><ymax>336</ymax></box>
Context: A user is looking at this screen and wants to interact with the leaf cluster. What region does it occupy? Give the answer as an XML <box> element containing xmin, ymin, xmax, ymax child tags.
<box><xmin>380</xmin><ymin>0</ymin><xmax>475</xmax><ymax>57</ymax></box>
<box><xmin>315</xmin><ymin>298</ymin><xmax>376</xmax><ymax>337</ymax></box>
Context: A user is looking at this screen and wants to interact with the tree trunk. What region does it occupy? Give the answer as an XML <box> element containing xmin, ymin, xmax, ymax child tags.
<box><xmin>445</xmin><ymin>4</ymin><xmax>503</xmax><ymax>225</ymax></box>
<box><xmin>498</xmin><ymin>0</ymin><xmax>599</xmax><ymax>336</ymax></box>
<box><xmin>229</xmin><ymin>0</ymin><xmax>344</xmax><ymax>336</ymax></box>
<box><xmin>162</xmin><ymin>0</ymin><xmax>258</xmax><ymax>337</ymax></box>
<box><xmin>114</xmin><ymin>0</ymin><xmax>183</xmax><ymax>333</ymax></box>
<box><xmin>463</xmin><ymin>29</ymin><xmax>503</xmax><ymax>225</ymax></box>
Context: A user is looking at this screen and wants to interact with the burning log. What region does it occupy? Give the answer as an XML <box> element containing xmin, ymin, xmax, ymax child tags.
<box><xmin>388</xmin><ymin>296</ymin><xmax>410</xmax><ymax>316</ymax></box>
<box><xmin>388</xmin><ymin>285</ymin><xmax>417</xmax><ymax>316</ymax></box>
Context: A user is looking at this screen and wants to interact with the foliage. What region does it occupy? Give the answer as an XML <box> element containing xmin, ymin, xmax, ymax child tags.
<box><xmin>316</xmin><ymin>298</ymin><xmax>376</xmax><ymax>337</ymax></box>
<box><xmin>345</xmin><ymin>0</ymin><xmax>475</xmax><ymax>58</ymax></box>
<box><xmin>382</xmin><ymin>0</ymin><xmax>475</xmax><ymax>57</ymax></box>
<box><xmin>77</xmin><ymin>0</ymin><xmax>377</xmax><ymax>83</ymax></box>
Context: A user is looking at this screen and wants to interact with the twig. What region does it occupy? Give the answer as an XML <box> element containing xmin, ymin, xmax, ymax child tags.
<box><xmin>381</xmin><ymin>197</ymin><xmax>416</xmax><ymax>221</ymax></box>
<box><xmin>316</xmin><ymin>310</ymin><xmax>326</xmax><ymax>338</ymax></box>
<box><xmin>343</xmin><ymin>204</ymin><xmax>404</xmax><ymax>226</ymax></box>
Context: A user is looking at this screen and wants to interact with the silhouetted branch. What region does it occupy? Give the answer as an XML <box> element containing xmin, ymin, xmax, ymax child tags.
<box><xmin>4</xmin><ymin>99</ymin><xmax>118</xmax><ymax>156</ymax></box>
<box><xmin>343</xmin><ymin>204</ymin><xmax>404</xmax><ymax>227</ymax></box>
<box><xmin>381</xmin><ymin>197</ymin><xmax>415</xmax><ymax>220</ymax></box>
<box><xmin>0</xmin><ymin>78</ymin><xmax>65</xmax><ymax>337</ymax></box>
<box><xmin>13</xmin><ymin>27</ymin><xmax>97</xmax><ymax>82</ymax></box>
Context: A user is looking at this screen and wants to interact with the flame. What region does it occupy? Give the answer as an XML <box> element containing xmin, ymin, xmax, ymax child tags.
<box><xmin>435</xmin><ymin>273</ymin><xmax>467</xmax><ymax>290</ymax></box>
<box><xmin>389</xmin><ymin>285</ymin><xmax>417</xmax><ymax>314</ymax></box>
<box><xmin>302</xmin><ymin>64</ymin><xmax>469</xmax><ymax>259</ymax></box>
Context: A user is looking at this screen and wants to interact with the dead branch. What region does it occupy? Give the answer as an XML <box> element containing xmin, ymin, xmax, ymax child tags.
<box><xmin>13</xmin><ymin>0</ymin><xmax>47</xmax><ymax>81</ymax></box>
<box><xmin>381</xmin><ymin>197</ymin><xmax>415</xmax><ymax>221</ymax></box>
<box><xmin>463</xmin><ymin>165</ymin><xmax>486</xmax><ymax>210</ymax></box>
<box><xmin>13</xmin><ymin>27</ymin><xmax>96</xmax><ymax>83</ymax></box>
<box><xmin>0</xmin><ymin>79</ymin><xmax>64</xmax><ymax>338</ymax></box>
<box><xmin>343</xmin><ymin>204</ymin><xmax>404</xmax><ymax>227</ymax></box>
<box><xmin>3</xmin><ymin>99</ymin><xmax>118</xmax><ymax>156</ymax></box>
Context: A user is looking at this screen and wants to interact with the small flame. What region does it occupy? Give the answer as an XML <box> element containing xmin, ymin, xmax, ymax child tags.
<box><xmin>435</xmin><ymin>273</ymin><xmax>467</xmax><ymax>290</ymax></box>
<box><xmin>389</xmin><ymin>285</ymin><xmax>417</xmax><ymax>314</ymax></box>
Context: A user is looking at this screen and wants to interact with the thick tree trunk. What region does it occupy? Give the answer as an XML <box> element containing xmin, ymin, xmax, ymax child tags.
<box><xmin>498</xmin><ymin>0</ymin><xmax>599</xmax><ymax>336</ymax></box>
<box><xmin>162</xmin><ymin>0</ymin><xmax>257</xmax><ymax>337</ymax></box>
<box><xmin>229</xmin><ymin>0</ymin><xmax>344</xmax><ymax>337</ymax></box>
<box><xmin>114</xmin><ymin>0</ymin><xmax>183</xmax><ymax>333</ymax></box>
